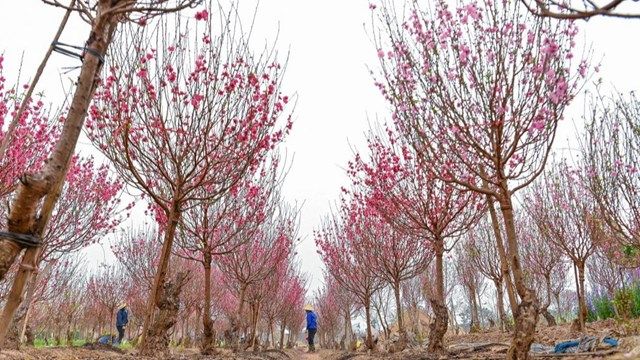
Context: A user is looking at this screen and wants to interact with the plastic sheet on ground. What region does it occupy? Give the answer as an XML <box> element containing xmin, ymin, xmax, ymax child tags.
<box><xmin>551</xmin><ymin>335</ymin><xmax>619</xmax><ymax>354</ymax></box>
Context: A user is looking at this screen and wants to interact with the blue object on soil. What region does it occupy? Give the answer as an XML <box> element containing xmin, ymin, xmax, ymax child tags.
<box><xmin>97</xmin><ymin>335</ymin><xmax>113</xmax><ymax>345</ymax></box>
<box><xmin>603</xmin><ymin>337</ymin><xmax>618</xmax><ymax>347</ymax></box>
<box><xmin>554</xmin><ymin>340</ymin><xmax>580</xmax><ymax>353</ymax></box>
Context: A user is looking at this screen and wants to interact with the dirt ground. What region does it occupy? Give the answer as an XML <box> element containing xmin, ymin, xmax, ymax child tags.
<box><xmin>1</xmin><ymin>321</ymin><xmax>639</xmax><ymax>359</ymax></box>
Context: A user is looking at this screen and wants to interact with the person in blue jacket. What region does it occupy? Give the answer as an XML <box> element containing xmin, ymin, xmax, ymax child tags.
<box><xmin>304</xmin><ymin>304</ymin><xmax>318</xmax><ymax>352</ymax></box>
<box><xmin>115</xmin><ymin>302</ymin><xmax>129</xmax><ymax>345</ymax></box>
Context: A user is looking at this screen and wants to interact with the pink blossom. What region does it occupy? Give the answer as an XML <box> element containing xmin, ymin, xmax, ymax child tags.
<box><xmin>530</xmin><ymin>120</ymin><xmax>545</xmax><ymax>131</ymax></box>
<box><xmin>578</xmin><ymin>60</ymin><xmax>588</xmax><ymax>78</ymax></box>
<box><xmin>542</xmin><ymin>38</ymin><xmax>559</xmax><ymax>56</ymax></box>
<box><xmin>377</xmin><ymin>49</ymin><xmax>385</xmax><ymax>58</ymax></box>
<box><xmin>136</xmin><ymin>68</ymin><xmax>148</xmax><ymax>79</ymax></box>
<box><xmin>195</xmin><ymin>9</ymin><xmax>209</xmax><ymax>21</ymax></box>
<box><xmin>550</xmin><ymin>79</ymin><xmax>568</xmax><ymax>105</ymax></box>
<box><xmin>465</xmin><ymin>4</ymin><xmax>480</xmax><ymax>20</ymax></box>
<box><xmin>459</xmin><ymin>44</ymin><xmax>470</xmax><ymax>66</ymax></box>
<box><xmin>191</xmin><ymin>94</ymin><xmax>204</xmax><ymax>107</ymax></box>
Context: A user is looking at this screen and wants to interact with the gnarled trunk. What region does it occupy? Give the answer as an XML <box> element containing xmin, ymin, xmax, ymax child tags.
<box><xmin>363</xmin><ymin>296</ymin><xmax>374</xmax><ymax>350</ymax></box>
<box><xmin>139</xmin><ymin>204</ymin><xmax>180</xmax><ymax>347</ymax></box>
<box><xmin>139</xmin><ymin>271</ymin><xmax>189</xmax><ymax>356</ymax></box>
<box><xmin>500</xmin><ymin>194</ymin><xmax>539</xmax><ymax>360</ymax></box>
<box><xmin>427</xmin><ymin>241</ymin><xmax>448</xmax><ymax>353</ymax></box>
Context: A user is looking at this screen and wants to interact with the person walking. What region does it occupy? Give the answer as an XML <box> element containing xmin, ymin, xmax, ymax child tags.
<box><xmin>304</xmin><ymin>304</ymin><xmax>318</xmax><ymax>352</ymax></box>
<box><xmin>115</xmin><ymin>302</ymin><xmax>129</xmax><ymax>345</ymax></box>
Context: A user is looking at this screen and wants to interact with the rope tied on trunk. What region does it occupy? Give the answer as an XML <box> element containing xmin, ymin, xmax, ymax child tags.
<box><xmin>0</xmin><ymin>231</ymin><xmax>40</xmax><ymax>248</ymax></box>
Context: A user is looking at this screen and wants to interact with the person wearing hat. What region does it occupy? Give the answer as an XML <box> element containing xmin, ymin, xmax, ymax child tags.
<box><xmin>304</xmin><ymin>304</ymin><xmax>318</xmax><ymax>352</ymax></box>
<box><xmin>115</xmin><ymin>302</ymin><xmax>129</xmax><ymax>345</ymax></box>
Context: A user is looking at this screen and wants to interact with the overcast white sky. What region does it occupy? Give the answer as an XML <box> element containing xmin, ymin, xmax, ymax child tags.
<box><xmin>1</xmin><ymin>1</ymin><xmax>640</xmax><ymax>294</ymax></box>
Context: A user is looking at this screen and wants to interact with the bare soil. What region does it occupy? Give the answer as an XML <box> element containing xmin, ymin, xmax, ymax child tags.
<box><xmin>1</xmin><ymin>321</ymin><xmax>638</xmax><ymax>359</ymax></box>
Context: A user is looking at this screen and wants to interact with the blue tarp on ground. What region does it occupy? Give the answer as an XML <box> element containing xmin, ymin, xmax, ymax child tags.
<box><xmin>553</xmin><ymin>336</ymin><xmax>618</xmax><ymax>354</ymax></box>
<box><xmin>97</xmin><ymin>335</ymin><xmax>114</xmax><ymax>345</ymax></box>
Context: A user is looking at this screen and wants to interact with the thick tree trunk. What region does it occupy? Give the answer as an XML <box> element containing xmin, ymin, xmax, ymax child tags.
<box><xmin>249</xmin><ymin>301</ymin><xmax>261</xmax><ymax>351</ymax></box>
<box><xmin>495</xmin><ymin>280</ymin><xmax>508</xmax><ymax>331</ymax></box>
<box><xmin>278</xmin><ymin>322</ymin><xmax>285</xmax><ymax>350</ymax></box>
<box><xmin>0</xmin><ymin>10</ymin><xmax>117</xmax><ymax>344</ymax></box>
<box><xmin>542</xmin><ymin>309</ymin><xmax>556</xmax><ymax>327</ymax></box>
<box><xmin>500</xmin><ymin>194</ymin><xmax>539</xmax><ymax>360</ymax></box>
<box><xmin>543</xmin><ymin>274</ymin><xmax>556</xmax><ymax>326</ymax></box>
<box><xmin>139</xmin><ymin>205</ymin><xmax>180</xmax><ymax>347</ymax></box>
<box><xmin>138</xmin><ymin>271</ymin><xmax>189</xmax><ymax>356</ymax></box>
<box><xmin>487</xmin><ymin>197</ymin><xmax>518</xmax><ymax>314</ymax></box>
<box><xmin>19</xmin><ymin>266</ymin><xmax>43</xmax><ymax>343</ymax></box>
<box><xmin>343</xmin><ymin>310</ymin><xmax>353</xmax><ymax>350</ymax></box>
<box><xmin>364</xmin><ymin>297</ymin><xmax>374</xmax><ymax>350</ymax></box>
<box><xmin>392</xmin><ymin>278</ymin><xmax>406</xmax><ymax>349</ymax></box>
<box><xmin>233</xmin><ymin>284</ymin><xmax>247</xmax><ymax>350</ymax></box>
<box><xmin>3</xmin><ymin>303</ymin><xmax>27</xmax><ymax>350</ymax></box>
<box><xmin>427</xmin><ymin>242</ymin><xmax>448</xmax><ymax>353</ymax></box>
<box><xmin>24</xmin><ymin>325</ymin><xmax>34</xmax><ymax>346</ymax></box>
<box><xmin>576</xmin><ymin>261</ymin><xmax>587</xmax><ymax>331</ymax></box>
<box><xmin>469</xmin><ymin>284</ymin><xmax>481</xmax><ymax>332</ymax></box>
<box><xmin>201</xmin><ymin>255</ymin><xmax>215</xmax><ymax>354</ymax></box>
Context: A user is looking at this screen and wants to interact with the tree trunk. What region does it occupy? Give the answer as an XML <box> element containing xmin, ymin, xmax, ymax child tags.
<box><xmin>542</xmin><ymin>309</ymin><xmax>556</xmax><ymax>327</ymax></box>
<box><xmin>195</xmin><ymin>306</ymin><xmax>202</xmax><ymax>344</ymax></box>
<box><xmin>448</xmin><ymin>299</ymin><xmax>459</xmax><ymax>335</ymax></box>
<box><xmin>3</xmin><ymin>302</ymin><xmax>27</xmax><ymax>350</ymax></box>
<box><xmin>495</xmin><ymin>280</ymin><xmax>508</xmax><ymax>331</ymax></box>
<box><xmin>139</xmin><ymin>205</ymin><xmax>180</xmax><ymax>347</ymax></box>
<box><xmin>249</xmin><ymin>301</ymin><xmax>261</xmax><ymax>351</ymax></box>
<box><xmin>234</xmin><ymin>284</ymin><xmax>247</xmax><ymax>350</ymax></box>
<box><xmin>278</xmin><ymin>322</ymin><xmax>285</xmax><ymax>350</ymax></box>
<box><xmin>576</xmin><ymin>261</ymin><xmax>587</xmax><ymax>331</ymax></box>
<box><xmin>469</xmin><ymin>284</ymin><xmax>481</xmax><ymax>332</ymax></box>
<box><xmin>200</xmin><ymin>255</ymin><xmax>214</xmax><ymax>354</ymax></box>
<box><xmin>19</xmin><ymin>265</ymin><xmax>45</xmax><ymax>343</ymax></box>
<box><xmin>483</xmin><ymin>176</ymin><xmax>518</xmax><ymax>315</ymax></box>
<box><xmin>364</xmin><ymin>297</ymin><xmax>374</xmax><ymax>350</ymax></box>
<box><xmin>138</xmin><ymin>271</ymin><xmax>189</xmax><ymax>356</ymax></box>
<box><xmin>500</xmin><ymin>194</ymin><xmax>539</xmax><ymax>360</ymax></box>
<box><xmin>427</xmin><ymin>241</ymin><xmax>448</xmax><ymax>353</ymax></box>
<box><xmin>269</xmin><ymin>321</ymin><xmax>275</xmax><ymax>348</ymax></box>
<box><xmin>0</xmin><ymin>2</ymin><xmax>118</xmax><ymax>345</ymax></box>
<box><xmin>343</xmin><ymin>310</ymin><xmax>352</xmax><ymax>350</ymax></box>
<box><xmin>392</xmin><ymin>278</ymin><xmax>405</xmax><ymax>346</ymax></box>
<box><xmin>543</xmin><ymin>274</ymin><xmax>556</xmax><ymax>326</ymax></box>
<box><xmin>375</xmin><ymin>306</ymin><xmax>387</xmax><ymax>339</ymax></box>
